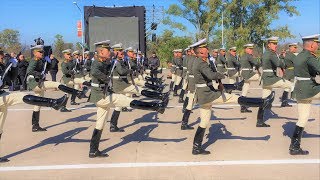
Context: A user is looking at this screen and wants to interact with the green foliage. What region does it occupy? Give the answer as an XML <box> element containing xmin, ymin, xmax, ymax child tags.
<box><xmin>147</xmin><ymin>30</ymin><xmax>192</xmax><ymax>67</ymax></box>
<box><xmin>164</xmin><ymin>0</ymin><xmax>300</xmax><ymax>52</ymax></box>
<box><xmin>53</xmin><ymin>34</ymin><xmax>65</xmax><ymax>59</ymax></box>
<box><xmin>0</xmin><ymin>29</ymin><xmax>22</xmax><ymax>53</ymax></box>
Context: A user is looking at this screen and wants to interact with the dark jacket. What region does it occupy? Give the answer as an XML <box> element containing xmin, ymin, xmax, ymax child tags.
<box><xmin>50</xmin><ymin>58</ymin><xmax>59</xmax><ymax>71</ymax></box>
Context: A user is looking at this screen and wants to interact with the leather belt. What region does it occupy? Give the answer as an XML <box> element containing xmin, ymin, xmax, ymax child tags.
<box><xmin>263</xmin><ymin>69</ymin><xmax>274</xmax><ymax>72</ymax></box>
<box><xmin>296</xmin><ymin>77</ymin><xmax>311</xmax><ymax>80</ymax></box>
<box><xmin>91</xmin><ymin>83</ymin><xmax>105</xmax><ymax>88</ymax></box>
<box><xmin>195</xmin><ymin>82</ymin><xmax>212</xmax><ymax>88</ymax></box>
<box><xmin>112</xmin><ymin>76</ymin><xmax>127</xmax><ymax>79</ymax></box>
<box><xmin>189</xmin><ymin>75</ymin><xmax>194</xmax><ymax>78</ymax></box>
<box><xmin>242</xmin><ymin>68</ymin><xmax>253</xmax><ymax>70</ymax></box>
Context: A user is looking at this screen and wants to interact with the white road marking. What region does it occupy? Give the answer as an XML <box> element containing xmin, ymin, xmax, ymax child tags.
<box><xmin>0</xmin><ymin>159</ymin><xmax>319</xmax><ymax>172</ymax></box>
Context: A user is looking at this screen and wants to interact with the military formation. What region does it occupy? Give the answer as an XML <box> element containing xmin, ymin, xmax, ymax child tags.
<box><xmin>0</xmin><ymin>33</ymin><xmax>319</xmax><ymax>162</ymax></box>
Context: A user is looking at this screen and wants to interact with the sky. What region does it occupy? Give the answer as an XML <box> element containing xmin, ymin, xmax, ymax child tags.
<box><xmin>0</xmin><ymin>0</ymin><xmax>319</xmax><ymax>46</ymax></box>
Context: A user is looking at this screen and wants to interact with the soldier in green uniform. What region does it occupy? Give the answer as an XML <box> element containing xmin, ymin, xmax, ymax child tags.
<box><xmin>178</xmin><ymin>47</ymin><xmax>191</xmax><ymax>103</ymax></box>
<box><xmin>88</xmin><ymin>40</ymin><xmax>168</xmax><ymax>158</ymax></box>
<box><xmin>282</xmin><ymin>43</ymin><xmax>298</xmax><ymax>81</ymax></box>
<box><xmin>191</xmin><ymin>39</ymin><xmax>275</xmax><ymax>155</ymax></box>
<box><xmin>169</xmin><ymin>50</ymin><xmax>178</xmax><ymax>91</ymax></box>
<box><xmin>216</xmin><ymin>48</ymin><xmax>227</xmax><ymax>74</ymax></box>
<box><xmin>26</xmin><ymin>45</ymin><xmax>86</xmax><ymax>132</ymax></box>
<box><xmin>172</xmin><ymin>49</ymin><xmax>184</xmax><ymax>96</ymax></box>
<box><xmin>289</xmin><ymin>34</ymin><xmax>320</xmax><ymax>156</ymax></box>
<box><xmin>226</xmin><ymin>47</ymin><xmax>241</xmax><ymax>83</ymax></box>
<box><xmin>240</xmin><ymin>43</ymin><xmax>261</xmax><ymax>113</ymax></box>
<box><xmin>72</xmin><ymin>50</ymin><xmax>89</xmax><ymax>98</ymax></box>
<box><xmin>83</xmin><ymin>51</ymin><xmax>92</xmax><ymax>81</ymax></box>
<box><xmin>261</xmin><ymin>37</ymin><xmax>293</xmax><ymax>108</ymax></box>
<box><xmin>212</xmin><ymin>49</ymin><xmax>219</xmax><ymax>58</ymax></box>
<box><xmin>107</xmin><ymin>43</ymin><xmax>169</xmax><ymax>132</ymax></box>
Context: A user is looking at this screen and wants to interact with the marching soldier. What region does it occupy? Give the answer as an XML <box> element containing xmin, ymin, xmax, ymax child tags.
<box><xmin>26</xmin><ymin>45</ymin><xmax>86</xmax><ymax>132</ymax></box>
<box><xmin>191</xmin><ymin>39</ymin><xmax>275</xmax><ymax>155</ymax></box>
<box><xmin>226</xmin><ymin>47</ymin><xmax>241</xmax><ymax>83</ymax></box>
<box><xmin>83</xmin><ymin>51</ymin><xmax>92</xmax><ymax>81</ymax></box>
<box><xmin>0</xmin><ymin>50</ymin><xmax>68</xmax><ymax>163</ymax></box>
<box><xmin>212</xmin><ymin>49</ymin><xmax>219</xmax><ymax>59</ymax></box>
<box><xmin>240</xmin><ymin>43</ymin><xmax>261</xmax><ymax>113</ymax></box>
<box><xmin>107</xmin><ymin>43</ymin><xmax>169</xmax><ymax>132</ymax></box>
<box><xmin>216</xmin><ymin>48</ymin><xmax>227</xmax><ymax>74</ymax></box>
<box><xmin>282</xmin><ymin>43</ymin><xmax>298</xmax><ymax>82</ymax></box>
<box><xmin>172</xmin><ymin>49</ymin><xmax>184</xmax><ymax>96</ymax></box>
<box><xmin>261</xmin><ymin>37</ymin><xmax>293</xmax><ymax>108</ymax></box>
<box><xmin>289</xmin><ymin>34</ymin><xmax>319</xmax><ymax>155</ymax></box>
<box><xmin>88</xmin><ymin>40</ymin><xmax>168</xmax><ymax>158</ymax></box>
<box><xmin>179</xmin><ymin>48</ymin><xmax>191</xmax><ymax>103</ymax></box>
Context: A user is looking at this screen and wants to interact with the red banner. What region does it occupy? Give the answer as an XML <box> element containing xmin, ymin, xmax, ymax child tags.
<box><xmin>77</xmin><ymin>20</ymin><xmax>82</xmax><ymax>37</ymax></box>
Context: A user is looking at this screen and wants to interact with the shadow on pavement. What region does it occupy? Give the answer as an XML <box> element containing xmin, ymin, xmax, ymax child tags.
<box><xmin>102</xmin><ymin>124</ymin><xmax>187</xmax><ymax>153</ymax></box>
<box><xmin>3</xmin><ymin>126</ymin><xmax>108</xmax><ymax>159</ymax></box>
<box><xmin>44</xmin><ymin>112</ymin><xmax>96</xmax><ymax>129</ymax></box>
<box><xmin>282</xmin><ymin>121</ymin><xmax>320</xmax><ymax>138</ymax></box>
<box><xmin>202</xmin><ymin>123</ymin><xmax>270</xmax><ymax>149</ymax></box>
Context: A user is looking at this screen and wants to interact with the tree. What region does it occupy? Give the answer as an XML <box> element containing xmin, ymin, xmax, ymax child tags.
<box><xmin>53</xmin><ymin>34</ymin><xmax>65</xmax><ymax>59</ymax></box>
<box><xmin>0</xmin><ymin>29</ymin><xmax>22</xmax><ymax>53</ymax></box>
<box><xmin>164</xmin><ymin>0</ymin><xmax>221</xmax><ymax>40</ymax></box>
<box><xmin>147</xmin><ymin>30</ymin><xmax>192</xmax><ymax>66</ymax></box>
<box><xmin>165</xmin><ymin>0</ymin><xmax>300</xmax><ymax>51</ymax></box>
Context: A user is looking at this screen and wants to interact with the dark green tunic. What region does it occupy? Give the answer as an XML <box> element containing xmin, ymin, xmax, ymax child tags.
<box><xmin>61</xmin><ymin>60</ymin><xmax>75</xmax><ymax>86</ymax></box>
<box><xmin>282</xmin><ymin>51</ymin><xmax>296</xmax><ymax>81</ymax></box>
<box><xmin>173</xmin><ymin>57</ymin><xmax>183</xmax><ymax>76</ymax></box>
<box><xmin>26</xmin><ymin>59</ymin><xmax>45</xmax><ymax>90</ymax></box>
<box><xmin>112</xmin><ymin>59</ymin><xmax>131</xmax><ymax>93</ymax></box>
<box><xmin>216</xmin><ymin>55</ymin><xmax>227</xmax><ymax>73</ymax></box>
<box><xmin>240</xmin><ymin>53</ymin><xmax>260</xmax><ymax>80</ymax></box>
<box><xmin>261</xmin><ymin>49</ymin><xmax>285</xmax><ymax>86</ymax></box>
<box><xmin>226</xmin><ymin>55</ymin><xmax>240</xmax><ymax>77</ymax></box>
<box><xmin>182</xmin><ymin>55</ymin><xmax>190</xmax><ymax>77</ymax></box>
<box><xmin>89</xmin><ymin>59</ymin><xmax>111</xmax><ymax>103</ymax></box>
<box><xmin>293</xmin><ymin>50</ymin><xmax>320</xmax><ymax>100</ymax></box>
<box><xmin>186</xmin><ymin>55</ymin><xmax>196</xmax><ymax>92</ymax></box>
<box><xmin>193</xmin><ymin>58</ymin><xmax>223</xmax><ymax>105</ymax></box>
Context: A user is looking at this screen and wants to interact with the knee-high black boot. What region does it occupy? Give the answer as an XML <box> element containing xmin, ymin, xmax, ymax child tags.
<box><xmin>0</xmin><ymin>134</ymin><xmax>9</xmax><ymax>163</ymax></box>
<box><xmin>60</xmin><ymin>96</ymin><xmax>72</xmax><ymax>112</ymax></box>
<box><xmin>289</xmin><ymin>126</ymin><xmax>309</xmax><ymax>155</ymax></box>
<box><xmin>181</xmin><ymin>110</ymin><xmax>193</xmax><ymax>130</ymax></box>
<box><xmin>89</xmin><ymin>129</ymin><xmax>109</xmax><ymax>158</ymax></box>
<box><xmin>129</xmin><ymin>100</ymin><xmax>168</xmax><ymax>114</ymax></box>
<box><xmin>70</xmin><ymin>94</ymin><xmax>80</xmax><ymax>105</ymax></box>
<box><xmin>58</xmin><ymin>85</ymin><xmax>84</xmax><ymax>99</ymax></box>
<box><xmin>223</xmin><ymin>80</ymin><xmax>245</xmax><ymax>93</ymax></box>
<box><xmin>23</xmin><ymin>95</ymin><xmax>67</xmax><ymax>110</ymax></box>
<box><xmin>110</xmin><ymin>110</ymin><xmax>124</xmax><ymax>132</ymax></box>
<box><xmin>281</xmin><ymin>91</ymin><xmax>292</xmax><ymax>107</ymax></box>
<box><xmin>182</xmin><ymin>97</ymin><xmax>189</xmax><ymax>113</ymax></box>
<box><xmin>256</xmin><ymin>107</ymin><xmax>270</xmax><ymax>127</ymax></box>
<box><xmin>169</xmin><ymin>81</ymin><xmax>174</xmax><ymax>91</ymax></box>
<box><xmin>178</xmin><ymin>89</ymin><xmax>185</xmax><ymax>103</ymax></box>
<box><xmin>192</xmin><ymin>127</ymin><xmax>210</xmax><ymax>155</ymax></box>
<box><xmin>144</xmin><ymin>83</ymin><xmax>165</xmax><ymax>92</ymax></box>
<box><xmin>32</xmin><ymin>111</ymin><xmax>47</xmax><ymax>132</ymax></box>
<box><xmin>141</xmin><ymin>90</ymin><xmax>170</xmax><ymax>101</ymax></box>
<box><xmin>173</xmin><ymin>85</ymin><xmax>179</xmax><ymax>96</ymax></box>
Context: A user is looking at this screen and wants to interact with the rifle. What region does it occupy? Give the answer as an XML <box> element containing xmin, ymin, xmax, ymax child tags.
<box><xmin>126</xmin><ymin>57</ymin><xmax>140</xmax><ymax>92</ymax></box>
<box><xmin>104</xmin><ymin>59</ymin><xmax>117</xmax><ymax>98</ymax></box>
<box><xmin>275</xmin><ymin>53</ymin><xmax>285</xmax><ymax>80</ymax></box>
<box><xmin>208</xmin><ymin>53</ymin><xmax>227</xmax><ymax>102</ymax></box>
<box><xmin>0</xmin><ymin>63</ymin><xmax>13</xmax><ymax>88</ymax></box>
<box><xmin>236</xmin><ymin>54</ymin><xmax>241</xmax><ymax>82</ymax></box>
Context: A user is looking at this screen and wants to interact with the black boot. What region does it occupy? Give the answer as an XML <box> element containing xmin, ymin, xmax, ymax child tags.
<box><xmin>236</xmin><ymin>80</ymin><xmax>244</xmax><ymax>91</ymax></box>
<box><xmin>81</xmin><ymin>86</ymin><xmax>89</xmax><ymax>98</ymax></box>
<box><xmin>110</xmin><ymin>110</ymin><xmax>124</xmax><ymax>132</ymax></box>
<box><xmin>173</xmin><ymin>85</ymin><xmax>179</xmax><ymax>96</ymax></box>
<box><xmin>192</xmin><ymin>127</ymin><xmax>210</xmax><ymax>155</ymax></box>
<box><xmin>144</xmin><ymin>83</ymin><xmax>165</xmax><ymax>92</ymax></box>
<box><xmin>89</xmin><ymin>129</ymin><xmax>109</xmax><ymax>158</ymax></box>
<box><xmin>181</xmin><ymin>110</ymin><xmax>194</xmax><ymax>130</ymax></box>
<box><xmin>240</xmin><ymin>105</ymin><xmax>252</xmax><ymax>113</ymax></box>
<box><xmin>281</xmin><ymin>91</ymin><xmax>292</xmax><ymax>107</ymax></box>
<box><xmin>169</xmin><ymin>81</ymin><xmax>174</xmax><ymax>91</ymax></box>
<box><xmin>178</xmin><ymin>89</ymin><xmax>185</xmax><ymax>103</ymax></box>
<box><xmin>289</xmin><ymin>126</ymin><xmax>309</xmax><ymax>155</ymax></box>
<box><xmin>182</xmin><ymin>97</ymin><xmax>189</xmax><ymax>113</ymax></box>
<box><xmin>256</xmin><ymin>107</ymin><xmax>270</xmax><ymax>127</ymax></box>
<box><xmin>238</xmin><ymin>91</ymin><xmax>275</xmax><ymax>109</ymax></box>
<box><xmin>60</xmin><ymin>96</ymin><xmax>72</xmax><ymax>112</ymax></box>
<box><xmin>23</xmin><ymin>94</ymin><xmax>67</xmax><ymax>110</ymax></box>
<box><xmin>141</xmin><ymin>90</ymin><xmax>170</xmax><ymax>101</ymax></box>
<box><xmin>58</xmin><ymin>85</ymin><xmax>84</xmax><ymax>99</ymax></box>
<box><xmin>0</xmin><ymin>134</ymin><xmax>9</xmax><ymax>163</ymax></box>
<box><xmin>32</xmin><ymin>111</ymin><xmax>47</xmax><ymax>132</ymax></box>
<box><xmin>130</xmin><ymin>99</ymin><xmax>168</xmax><ymax>114</ymax></box>
<box><xmin>70</xmin><ymin>94</ymin><xmax>80</xmax><ymax>105</ymax></box>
